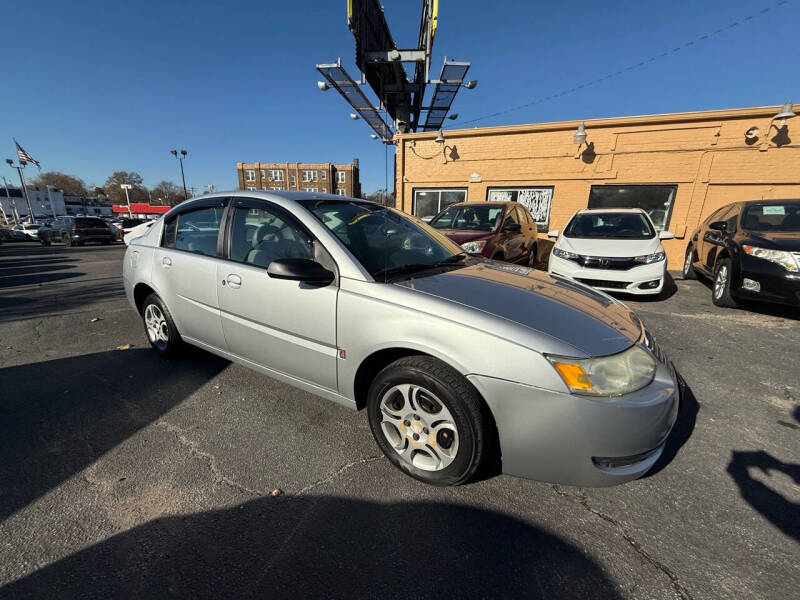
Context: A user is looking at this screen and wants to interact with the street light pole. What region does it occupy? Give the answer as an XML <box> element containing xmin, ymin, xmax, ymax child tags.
<box><xmin>120</xmin><ymin>183</ymin><xmax>132</xmax><ymax>217</ymax></box>
<box><xmin>170</xmin><ymin>149</ymin><xmax>188</xmax><ymax>199</ymax></box>
<box><xmin>6</xmin><ymin>159</ymin><xmax>34</xmax><ymax>222</ymax></box>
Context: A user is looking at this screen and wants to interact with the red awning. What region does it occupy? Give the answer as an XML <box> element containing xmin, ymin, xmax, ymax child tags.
<box><xmin>112</xmin><ymin>203</ymin><xmax>171</xmax><ymax>215</ymax></box>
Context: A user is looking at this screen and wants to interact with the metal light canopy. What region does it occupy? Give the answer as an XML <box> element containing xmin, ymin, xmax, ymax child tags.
<box><xmin>773</xmin><ymin>101</ymin><xmax>796</xmax><ymax>124</ymax></box>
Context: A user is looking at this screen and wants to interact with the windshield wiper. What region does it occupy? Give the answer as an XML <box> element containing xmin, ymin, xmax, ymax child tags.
<box><xmin>373</xmin><ymin>253</ymin><xmax>468</xmax><ymax>280</ymax></box>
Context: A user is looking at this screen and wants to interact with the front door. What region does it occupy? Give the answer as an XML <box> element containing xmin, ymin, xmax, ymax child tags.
<box><xmin>216</xmin><ymin>199</ymin><xmax>338</xmax><ymax>391</ymax></box>
<box><xmin>151</xmin><ymin>199</ymin><xmax>228</xmax><ymax>350</ymax></box>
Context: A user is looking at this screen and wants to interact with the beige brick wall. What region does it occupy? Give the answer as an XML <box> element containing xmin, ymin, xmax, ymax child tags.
<box><xmin>396</xmin><ymin>106</ymin><xmax>800</xmax><ymax>268</ymax></box>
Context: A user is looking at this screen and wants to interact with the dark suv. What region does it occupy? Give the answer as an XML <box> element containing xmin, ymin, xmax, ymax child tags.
<box><xmin>39</xmin><ymin>216</ymin><xmax>117</xmax><ymax>247</ymax></box>
<box><xmin>683</xmin><ymin>199</ymin><xmax>800</xmax><ymax>308</ymax></box>
<box><xmin>428</xmin><ymin>201</ymin><xmax>539</xmax><ymax>265</ymax></box>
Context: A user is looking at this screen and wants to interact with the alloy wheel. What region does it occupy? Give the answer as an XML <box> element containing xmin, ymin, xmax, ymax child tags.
<box><xmin>683</xmin><ymin>251</ymin><xmax>692</xmax><ymax>275</ymax></box>
<box><xmin>378</xmin><ymin>383</ymin><xmax>459</xmax><ymax>472</ymax></box>
<box><xmin>144</xmin><ymin>304</ymin><xmax>169</xmax><ymax>349</ymax></box>
<box><xmin>714</xmin><ymin>265</ymin><xmax>728</xmax><ymax>299</ymax></box>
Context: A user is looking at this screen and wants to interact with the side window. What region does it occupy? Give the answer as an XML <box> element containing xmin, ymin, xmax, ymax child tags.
<box><xmin>515</xmin><ymin>206</ymin><xmax>530</xmax><ymax>225</ymax></box>
<box><xmin>163</xmin><ymin>206</ymin><xmax>223</xmax><ymax>255</ymax></box>
<box><xmin>722</xmin><ymin>207</ymin><xmax>739</xmax><ymax>232</ymax></box>
<box><xmin>229</xmin><ymin>204</ymin><xmax>314</xmax><ymax>267</ymax></box>
<box><xmin>506</xmin><ymin>207</ymin><xmax>522</xmax><ymax>226</ymax></box>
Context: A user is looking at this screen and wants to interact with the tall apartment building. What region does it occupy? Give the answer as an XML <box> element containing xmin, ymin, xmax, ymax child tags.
<box><xmin>236</xmin><ymin>159</ymin><xmax>361</xmax><ymax>198</ymax></box>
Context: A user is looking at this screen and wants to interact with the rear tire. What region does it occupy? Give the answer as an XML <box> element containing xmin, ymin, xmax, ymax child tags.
<box><xmin>682</xmin><ymin>245</ymin><xmax>697</xmax><ymax>280</ymax></box>
<box><xmin>712</xmin><ymin>258</ymin><xmax>738</xmax><ymax>308</ymax></box>
<box><xmin>141</xmin><ymin>293</ymin><xmax>184</xmax><ymax>357</ymax></box>
<box><xmin>366</xmin><ymin>356</ymin><xmax>489</xmax><ymax>486</ymax></box>
<box><xmin>63</xmin><ymin>234</ymin><xmax>72</xmax><ymax>247</ymax></box>
<box><xmin>492</xmin><ymin>252</ymin><xmax>505</xmax><ymax>262</ymax></box>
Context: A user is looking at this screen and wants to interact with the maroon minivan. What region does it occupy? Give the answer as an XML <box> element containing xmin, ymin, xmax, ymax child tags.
<box><xmin>428</xmin><ymin>201</ymin><xmax>539</xmax><ymax>265</ymax></box>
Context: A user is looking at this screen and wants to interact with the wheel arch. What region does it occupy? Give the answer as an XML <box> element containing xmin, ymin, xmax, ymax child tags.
<box><xmin>133</xmin><ymin>282</ymin><xmax>157</xmax><ymax>315</ymax></box>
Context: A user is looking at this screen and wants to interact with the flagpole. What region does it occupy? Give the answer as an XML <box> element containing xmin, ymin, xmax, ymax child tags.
<box><xmin>5</xmin><ymin>159</ymin><xmax>35</xmax><ymax>222</ymax></box>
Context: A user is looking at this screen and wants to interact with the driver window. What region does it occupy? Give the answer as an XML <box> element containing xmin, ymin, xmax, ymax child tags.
<box><xmin>230</xmin><ymin>205</ymin><xmax>314</xmax><ymax>267</ymax></box>
<box><xmin>506</xmin><ymin>207</ymin><xmax>522</xmax><ymax>226</ymax></box>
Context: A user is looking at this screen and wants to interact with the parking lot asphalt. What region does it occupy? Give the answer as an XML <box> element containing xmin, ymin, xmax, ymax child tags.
<box><xmin>0</xmin><ymin>241</ymin><xmax>798</xmax><ymax>599</ymax></box>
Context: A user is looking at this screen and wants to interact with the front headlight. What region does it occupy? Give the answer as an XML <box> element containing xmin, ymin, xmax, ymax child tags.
<box><xmin>634</xmin><ymin>251</ymin><xmax>666</xmax><ymax>264</ymax></box>
<box><xmin>552</xmin><ymin>247</ymin><xmax>579</xmax><ymax>261</ymax></box>
<box><xmin>547</xmin><ymin>345</ymin><xmax>657</xmax><ymax>397</ymax></box>
<box><xmin>742</xmin><ymin>245</ymin><xmax>799</xmax><ymax>272</ymax></box>
<box><xmin>461</xmin><ymin>239</ymin><xmax>487</xmax><ymax>254</ymax></box>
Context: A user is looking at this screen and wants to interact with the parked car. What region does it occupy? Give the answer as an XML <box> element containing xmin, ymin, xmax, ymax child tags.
<box><xmin>7</xmin><ymin>225</ymin><xmax>29</xmax><ymax>241</ymax></box>
<box><xmin>39</xmin><ymin>216</ymin><xmax>116</xmax><ymax>246</ymax></box>
<box><xmin>428</xmin><ymin>201</ymin><xmax>539</xmax><ymax>265</ymax></box>
<box><xmin>12</xmin><ymin>222</ymin><xmax>42</xmax><ymax>240</ymax></box>
<box><xmin>124</xmin><ymin>192</ymin><xmax>678</xmax><ymax>488</ymax></box>
<box><xmin>683</xmin><ymin>199</ymin><xmax>800</xmax><ymax>308</ymax></box>
<box><xmin>0</xmin><ymin>227</ymin><xmax>14</xmax><ymax>243</ymax></box>
<box><xmin>113</xmin><ymin>218</ymin><xmax>147</xmax><ymax>236</ymax></box>
<box><xmin>547</xmin><ymin>209</ymin><xmax>674</xmax><ymax>296</ymax></box>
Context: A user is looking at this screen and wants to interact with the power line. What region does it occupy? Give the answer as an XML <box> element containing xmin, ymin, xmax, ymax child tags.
<box><xmin>464</xmin><ymin>0</ymin><xmax>790</xmax><ymax>126</ymax></box>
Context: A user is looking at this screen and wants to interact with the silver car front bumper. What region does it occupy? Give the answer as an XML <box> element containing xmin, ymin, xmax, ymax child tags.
<box><xmin>469</xmin><ymin>357</ymin><xmax>679</xmax><ymax>487</ymax></box>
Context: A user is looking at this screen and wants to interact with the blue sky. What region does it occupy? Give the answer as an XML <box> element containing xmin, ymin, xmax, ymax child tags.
<box><xmin>1</xmin><ymin>0</ymin><xmax>797</xmax><ymax>196</ymax></box>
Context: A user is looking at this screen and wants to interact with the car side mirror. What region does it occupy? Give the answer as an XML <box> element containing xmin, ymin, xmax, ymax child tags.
<box><xmin>267</xmin><ymin>258</ymin><xmax>334</xmax><ymax>284</ymax></box>
<box><xmin>503</xmin><ymin>221</ymin><xmax>522</xmax><ymax>233</ymax></box>
<box><xmin>547</xmin><ymin>229</ymin><xmax>559</xmax><ymax>238</ymax></box>
<box><xmin>708</xmin><ymin>221</ymin><xmax>727</xmax><ymax>232</ymax></box>
<box><xmin>658</xmin><ymin>230</ymin><xmax>675</xmax><ymax>240</ymax></box>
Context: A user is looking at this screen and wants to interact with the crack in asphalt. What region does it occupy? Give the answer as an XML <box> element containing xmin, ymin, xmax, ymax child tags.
<box><xmin>552</xmin><ymin>484</ymin><xmax>693</xmax><ymax>600</ymax></box>
<box><xmin>157</xmin><ymin>420</ymin><xmax>268</xmax><ymax>497</ymax></box>
<box><xmin>296</xmin><ymin>454</ymin><xmax>385</xmax><ymax>495</ymax></box>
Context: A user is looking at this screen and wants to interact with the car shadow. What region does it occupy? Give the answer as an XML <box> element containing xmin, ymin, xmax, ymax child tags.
<box><xmin>642</xmin><ymin>372</ymin><xmax>699</xmax><ymax>479</ymax></box>
<box><xmin>726</xmin><ymin>405</ymin><xmax>800</xmax><ymax>542</ymax></box>
<box><xmin>2</xmin><ymin>495</ymin><xmax>624</xmax><ymax>599</ymax></box>
<box><xmin>0</xmin><ymin>348</ymin><xmax>228</xmax><ymax>521</ymax></box>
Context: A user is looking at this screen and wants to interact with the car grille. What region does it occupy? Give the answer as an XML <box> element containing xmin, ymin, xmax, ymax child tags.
<box><xmin>575</xmin><ymin>278</ymin><xmax>630</xmax><ymax>289</ymax></box>
<box><xmin>643</xmin><ymin>330</ymin><xmax>667</xmax><ymax>364</ymax></box>
<box><xmin>577</xmin><ymin>256</ymin><xmax>637</xmax><ymax>270</ymax></box>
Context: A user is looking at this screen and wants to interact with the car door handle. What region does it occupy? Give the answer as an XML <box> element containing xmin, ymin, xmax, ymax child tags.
<box><xmin>162</xmin><ymin>257</ymin><xmax>172</xmax><ymax>268</ymax></box>
<box><xmin>226</xmin><ymin>274</ymin><xmax>242</xmax><ymax>289</ymax></box>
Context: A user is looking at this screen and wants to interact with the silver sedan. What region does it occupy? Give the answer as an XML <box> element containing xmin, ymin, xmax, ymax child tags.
<box><xmin>123</xmin><ymin>192</ymin><xmax>679</xmax><ymax>487</ymax></box>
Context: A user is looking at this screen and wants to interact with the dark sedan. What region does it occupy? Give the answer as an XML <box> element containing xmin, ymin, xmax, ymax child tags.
<box><xmin>683</xmin><ymin>199</ymin><xmax>800</xmax><ymax>308</ymax></box>
<box><xmin>428</xmin><ymin>201</ymin><xmax>539</xmax><ymax>265</ymax></box>
<box><xmin>39</xmin><ymin>216</ymin><xmax>117</xmax><ymax>246</ymax></box>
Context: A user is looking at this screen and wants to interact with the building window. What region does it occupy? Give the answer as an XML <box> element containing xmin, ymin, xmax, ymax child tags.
<box><xmin>290</xmin><ymin>175</ymin><xmax>296</xmax><ymax>187</ymax></box>
<box><xmin>487</xmin><ymin>187</ymin><xmax>554</xmax><ymax>232</ymax></box>
<box><xmin>268</xmin><ymin>169</ymin><xmax>284</xmax><ymax>182</ymax></box>
<box><xmin>246</xmin><ymin>186</ymin><xmax>256</xmax><ymax>190</ymax></box>
<box><xmin>337</xmin><ymin>171</ymin><xmax>346</xmax><ymax>183</ymax></box>
<box><xmin>301</xmin><ymin>170</ymin><xmax>318</xmax><ymax>182</ymax></box>
<box><xmin>259</xmin><ymin>170</ymin><xmax>265</xmax><ymax>179</ymax></box>
<box><xmin>270</xmin><ymin>186</ymin><xmax>284</xmax><ymax>191</ymax></box>
<box><xmin>245</xmin><ymin>170</ymin><xmax>255</xmax><ymax>182</ymax></box>
<box><xmin>261</xmin><ymin>186</ymin><xmax>268</xmax><ymax>191</ymax></box>
<box><xmin>412</xmin><ymin>189</ymin><xmax>467</xmax><ymax>219</ymax></box>
<box><xmin>587</xmin><ymin>185</ymin><xmax>677</xmax><ymax>231</ymax></box>
<box><xmin>321</xmin><ymin>170</ymin><xmax>327</xmax><ymax>180</ymax></box>
<box><xmin>303</xmin><ymin>187</ymin><xmax>318</xmax><ymax>192</ymax></box>
<box><xmin>336</xmin><ymin>189</ymin><xmax>346</xmax><ymax>196</ymax></box>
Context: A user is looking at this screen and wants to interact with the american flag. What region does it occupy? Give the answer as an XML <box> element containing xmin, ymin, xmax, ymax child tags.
<box><xmin>14</xmin><ymin>139</ymin><xmax>41</xmax><ymax>169</ymax></box>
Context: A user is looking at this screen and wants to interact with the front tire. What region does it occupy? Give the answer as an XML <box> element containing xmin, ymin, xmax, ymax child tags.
<box><xmin>712</xmin><ymin>258</ymin><xmax>738</xmax><ymax>308</ymax></box>
<box><xmin>367</xmin><ymin>356</ymin><xmax>489</xmax><ymax>486</ymax></box>
<box><xmin>682</xmin><ymin>245</ymin><xmax>697</xmax><ymax>280</ymax></box>
<box><xmin>141</xmin><ymin>293</ymin><xmax>184</xmax><ymax>357</ymax></box>
<box><xmin>63</xmin><ymin>234</ymin><xmax>72</xmax><ymax>247</ymax></box>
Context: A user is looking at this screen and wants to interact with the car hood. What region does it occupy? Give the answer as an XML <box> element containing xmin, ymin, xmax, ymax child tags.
<box><xmin>436</xmin><ymin>229</ymin><xmax>495</xmax><ymax>244</ymax></box>
<box><xmin>742</xmin><ymin>230</ymin><xmax>800</xmax><ymax>252</ymax></box>
<box><xmin>558</xmin><ymin>235</ymin><xmax>661</xmax><ymax>256</ymax></box>
<box><xmin>394</xmin><ymin>262</ymin><xmax>642</xmax><ymax>357</ymax></box>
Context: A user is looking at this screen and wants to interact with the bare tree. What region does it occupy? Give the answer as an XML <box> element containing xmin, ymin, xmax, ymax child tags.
<box><xmin>30</xmin><ymin>172</ymin><xmax>89</xmax><ymax>197</ymax></box>
<box><xmin>101</xmin><ymin>171</ymin><xmax>148</xmax><ymax>204</ymax></box>
<box><xmin>365</xmin><ymin>189</ymin><xmax>395</xmax><ymax>207</ymax></box>
<box><xmin>150</xmin><ymin>180</ymin><xmax>186</xmax><ymax>206</ymax></box>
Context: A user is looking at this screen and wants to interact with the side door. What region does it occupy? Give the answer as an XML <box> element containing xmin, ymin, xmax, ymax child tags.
<box><xmin>519</xmin><ymin>206</ymin><xmax>538</xmax><ymax>258</ymax></box>
<box><xmin>216</xmin><ymin>198</ymin><xmax>339</xmax><ymax>391</ymax></box>
<box><xmin>701</xmin><ymin>205</ymin><xmax>737</xmax><ymax>273</ymax></box>
<box><xmin>501</xmin><ymin>206</ymin><xmax>525</xmax><ymax>262</ymax></box>
<box><xmin>151</xmin><ymin>198</ymin><xmax>228</xmax><ymax>351</ymax></box>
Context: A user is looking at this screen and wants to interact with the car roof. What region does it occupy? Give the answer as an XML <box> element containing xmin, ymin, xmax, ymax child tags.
<box><xmin>444</xmin><ymin>201</ymin><xmax>513</xmax><ymax>208</ymax></box>
<box><xmin>576</xmin><ymin>208</ymin><xmax>647</xmax><ymax>215</ymax></box>
<box><xmin>165</xmin><ymin>190</ymin><xmax>377</xmax><ymax>217</ymax></box>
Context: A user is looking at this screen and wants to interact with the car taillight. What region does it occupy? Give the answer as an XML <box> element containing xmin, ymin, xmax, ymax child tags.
<box><xmin>71</xmin><ymin>225</ymin><xmax>77</xmax><ymax>231</ymax></box>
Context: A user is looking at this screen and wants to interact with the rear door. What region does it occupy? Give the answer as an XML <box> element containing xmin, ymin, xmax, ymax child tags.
<box><xmin>701</xmin><ymin>205</ymin><xmax>737</xmax><ymax>272</ymax></box>
<box><xmin>216</xmin><ymin>197</ymin><xmax>339</xmax><ymax>391</ymax></box>
<box><xmin>151</xmin><ymin>198</ymin><xmax>229</xmax><ymax>350</ymax></box>
<box><xmin>501</xmin><ymin>206</ymin><xmax>526</xmax><ymax>261</ymax></box>
<box><xmin>76</xmin><ymin>217</ymin><xmax>109</xmax><ymax>239</ymax></box>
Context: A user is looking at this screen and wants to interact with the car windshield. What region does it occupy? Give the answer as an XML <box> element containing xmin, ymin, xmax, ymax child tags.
<box><xmin>563</xmin><ymin>212</ymin><xmax>655</xmax><ymax>239</ymax></box>
<box><xmin>742</xmin><ymin>202</ymin><xmax>800</xmax><ymax>232</ymax></box>
<box><xmin>299</xmin><ymin>199</ymin><xmax>464</xmax><ymax>279</ymax></box>
<box><xmin>429</xmin><ymin>204</ymin><xmax>505</xmax><ymax>232</ymax></box>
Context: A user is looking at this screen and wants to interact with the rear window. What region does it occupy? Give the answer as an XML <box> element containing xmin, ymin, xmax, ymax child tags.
<box><xmin>75</xmin><ymin>218</ymin><xmax>105</xmax><ymax>227</ymax></box>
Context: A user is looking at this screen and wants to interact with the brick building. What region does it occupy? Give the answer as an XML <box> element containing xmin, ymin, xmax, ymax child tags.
<box><xmin>394</xmin><ymin>105</ymin><xmax>800</xmax><ymax>268</ymax></box>
<box><xmin>236</xmin><ymin>160</ymin><xmax>360</xmax><ymax>198</ymax></box>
